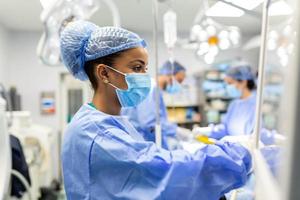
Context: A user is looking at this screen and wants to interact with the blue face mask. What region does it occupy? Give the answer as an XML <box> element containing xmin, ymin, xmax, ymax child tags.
<box><xmin>106</xmin><ymin>66</ymin><xmax>151</xmax><ymax>107</ymax></box>
<box><xmin>226</xmin><ymin>84</ymin><xmax>242</xmax><ymax>98</ymax></box>
<box><xmin>166</xmin><ymin>79</ymin><xmax>182</xmax><ymax>94</ymax></box>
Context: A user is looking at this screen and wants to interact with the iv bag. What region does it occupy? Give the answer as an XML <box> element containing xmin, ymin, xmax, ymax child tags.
<box><xmin>163</xmin><ymin>9</ymin><xmax>177</xmax><ymax>49</ymax></box>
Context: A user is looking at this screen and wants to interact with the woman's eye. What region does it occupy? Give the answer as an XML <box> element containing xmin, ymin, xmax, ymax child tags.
<box><xmin>132</xmin><ymin>66</ymin><xmax>143</xmax><ymax>72</ymax></box>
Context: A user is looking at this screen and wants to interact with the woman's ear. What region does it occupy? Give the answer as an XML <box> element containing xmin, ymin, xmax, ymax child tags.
<box><xmin>241</xmin><ymin>80</ymin><xmax>248</xmax><ymax>89</ymax></box>
<box><xmin>95</xmin><ymin>64</ymin><xmax>109</xmax><ymax>83</ymax></box>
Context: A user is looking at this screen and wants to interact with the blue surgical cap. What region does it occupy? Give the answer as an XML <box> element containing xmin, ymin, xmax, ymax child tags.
<box><xmin>159</xmin><ymin>60</ymin><xmax>186</xmax><ymax>75</ymax></box>
<box><xmin>60</xmin><ymin>20</ymin><xmax>147</xmax><ymax>81</ymax></box>
<box><xmin>226</xmin><ymin>64</ymin><xmax>256</xmax><ymax>81</ymax></box>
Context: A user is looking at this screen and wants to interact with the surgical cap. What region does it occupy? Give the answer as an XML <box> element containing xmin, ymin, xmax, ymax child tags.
<box><xmin>159</xmin><ymin>60</ymin><xmax>186</xmax><ymax>75</ymax></box>
<box><xmin>226</xmin><ymin>64</ymin><xmax>256</xmax><ymax>81</ymax></box>
<box><xmin>60</xmin><ymin>20</ymin><xmax>147</xmax><ymax>81</ymax></box>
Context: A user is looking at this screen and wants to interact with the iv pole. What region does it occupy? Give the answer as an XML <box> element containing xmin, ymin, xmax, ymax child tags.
<box><xmin>253</xmin><ymin>0</ymin><xmax>271</xmax><ymax>148</ymax></box>
<box><xmin>152</xmin><ymin>0</ymin><xmax>162</xmax><ymax>148</ymax></box>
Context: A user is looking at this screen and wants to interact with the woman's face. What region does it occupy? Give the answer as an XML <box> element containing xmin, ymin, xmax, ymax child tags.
<box><xmin>106</xmin><ymin>47</ymin><xmax>149</xmax><ymax>90</ymax></box>
<box><xmin>174</xmin><ymin>71</ymin><xmax>186</xmax><ymax>84</ymax></box>
<box><xmin>224</xmin><ymin>77</ymin><xmax>247</xmax><ymax>91</ymax></box>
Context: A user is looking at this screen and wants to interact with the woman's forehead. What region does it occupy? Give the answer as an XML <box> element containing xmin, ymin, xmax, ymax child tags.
<box><xmin>118</xmin><ymin>47</ymin><xmax>148</xmax><ymax>64</ymax></box>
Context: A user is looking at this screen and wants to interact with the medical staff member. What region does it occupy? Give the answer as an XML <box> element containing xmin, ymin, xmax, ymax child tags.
<box><xmin>158</xmin><ymin>60</ymin><xmax>186</xmax><ymax>92</ymax></box>
<box><xmin>203</xmin><ymin>64</ymin><xmax>257</xmax><ymax>139</ymax></box>
<box><xmin>60</xmin><ymin>20</ymin><xmax>251</xmax><ymax>200</ymax></box>
<box><xmin>121</xmin><ymin>60</ymin><xmax>187</xmax><ymax>149</ymax></box>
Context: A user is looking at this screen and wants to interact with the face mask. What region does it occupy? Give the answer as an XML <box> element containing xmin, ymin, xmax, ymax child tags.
<box><xmin>226</xmin><ymin>84</ymin><xmax>242</xmax><ymax>98</ymax></box>
<box><xmin>105</xmin><ymin>66</ymin><xmax>151</xmax><ymax>107</ymax></box>
<box><xmin>165</xmin><ymin>79</ymin><xmax>182</xmax><ymax>94</ymax></box>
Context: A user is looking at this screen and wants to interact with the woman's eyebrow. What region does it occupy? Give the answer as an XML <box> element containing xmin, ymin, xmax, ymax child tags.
<box><xmin>129</xmin><ymin>59</ymin><xmax>146</xmax><ymax>65</ymax></box>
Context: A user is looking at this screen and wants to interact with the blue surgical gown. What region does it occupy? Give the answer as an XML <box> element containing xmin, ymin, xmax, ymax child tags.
<box><xmin>121</xmin><ymin>81</ymin><xmax>177</xmax><ymax>149</ymax></box>
<box><xmin>210</xmin><ymin>93</ymin><xmax>257</xmax><ymax>139</ymax></box>
<box><xmin>62</xmin><ymin>104</ymin><xmax>252</xmax><ymax>200</ymax></box>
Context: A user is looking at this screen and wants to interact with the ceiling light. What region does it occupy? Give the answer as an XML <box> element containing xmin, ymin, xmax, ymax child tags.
<box><xmin>206</xmin><ymin>2</ymin><xmax>244</xmax><ymax>17</ymax></box>
<box><xmin>269</xmin><ymin>0</ymin><xmax>293</xmax><ymax>16</ymax></box>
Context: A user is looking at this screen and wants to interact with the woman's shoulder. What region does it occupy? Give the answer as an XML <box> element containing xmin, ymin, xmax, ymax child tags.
<box><xmin>69</xmin><ymin>104</ymin><xmax>134</xmax><ymax>136</ymax></box>
<box><xmin>64</xmin><ymin>104</ymin><xmax>112</xmax><ymax>138</ymax></box>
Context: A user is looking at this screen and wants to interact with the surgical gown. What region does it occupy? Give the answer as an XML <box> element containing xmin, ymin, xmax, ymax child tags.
<box><xmin>62</xmin><ymin>104</ymin><xmax>252</xmax><ymax>200</ymax></box>
<box><xmin>121</xmin><ymin>80</ymin><xmax>177</xmax><ymax>149</ymax></box>
<box><xmin>210</xmin><ymin>93</ymin><xmax>256</xmax><ymax>139</ymax></box>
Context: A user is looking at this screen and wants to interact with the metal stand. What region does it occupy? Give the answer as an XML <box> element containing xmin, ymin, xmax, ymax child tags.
<box><xmin>152</xmin><ymin>0</ymin><xmax>162</xmax><ymax>148</ymax></box>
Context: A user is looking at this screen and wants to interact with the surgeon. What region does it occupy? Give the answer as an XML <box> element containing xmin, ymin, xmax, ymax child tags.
<box><xmin>196</xmin><ymin>64</ymin><xmax>257</xmax><ymax>139</ymax></box>
<box><xmin>60</xmin><ymin>20</ymin><xmax>252</xmax><ymax>200</ymax></box>
<box><xmin>121</xmin><ymin>60</ymin><xmax>187</xmax><ymax>150</ymax></box>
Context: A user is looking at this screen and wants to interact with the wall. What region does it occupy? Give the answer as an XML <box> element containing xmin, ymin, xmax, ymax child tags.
<box><xmin>5</xmin><ymin>31</ymin><xmax>66</xmax><ymax>181</ymax></box>
<box><xmin>6</xmin><ymin>31</ymin><xmax>66</xmax><ymax>130</ymax></box>
<box><xmin>0</xmin><ymin>24</ymin><xmax>8</xmax><ymax>84</ymax></box>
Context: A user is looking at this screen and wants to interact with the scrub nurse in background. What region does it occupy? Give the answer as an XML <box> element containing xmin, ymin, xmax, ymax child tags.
<box><xmin>197</xmin><ymin>64</ymin><xmax>257</xmax><ymax>139</ymax></box>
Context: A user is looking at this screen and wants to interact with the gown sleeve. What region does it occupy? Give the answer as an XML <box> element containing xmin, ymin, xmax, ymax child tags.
<box><xmin>89</xmin><ymin>125</ymin><xmax>252</xmax><ymax>200</ymax></box>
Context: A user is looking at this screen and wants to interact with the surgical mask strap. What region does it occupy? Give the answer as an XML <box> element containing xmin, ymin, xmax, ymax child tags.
<box><xmin>104</xmin><ymin>65</ymin><xmax>126</xmax><ymax>91</ymax></box>
<box><xmin>105</xmin><ymin>65</ymin><xmax>126</xmax><ymax>76</ymax></box>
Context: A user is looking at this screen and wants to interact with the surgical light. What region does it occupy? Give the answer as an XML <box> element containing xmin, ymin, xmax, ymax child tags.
<box><xmin>198</xmin><ymin>30</ymin><xmax>208</xmax><ymax>42</ymax></box>
<box><xmin>209</xmin><ymin>46</ymin><xmax>219</xmax><ymax>56</ymax></box>
<box><xmin>199</xmin><ymin>42</ymin><xmax>210</xmax><ymax>55</ymax></box>
<box><xmin>191</xmin><ymin>18</ymin><xmax>241</xmax><ymax>64</ymax></box>
<box><xmin>204</xmin><ymin>53</ymin><xmax>215</xmax><ymax>64</ymax></box>
<box><xmin>219</xmin><ymin>39</ymin><xmax>230</xmax><ymax>50</ymax></box>
<box><xmin>37</xmin><ymin>0</ymin><xmax>121</xmax><ymax>66</ymax></box>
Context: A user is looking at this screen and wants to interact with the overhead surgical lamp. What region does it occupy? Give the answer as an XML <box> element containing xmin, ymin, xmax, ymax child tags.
<box><xmin>37</xmin><ymin>0</ymin><xmax>121</xmax><ymax>66</ymax></box>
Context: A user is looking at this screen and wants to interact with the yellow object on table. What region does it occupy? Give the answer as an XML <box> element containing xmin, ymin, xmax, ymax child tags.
<box><xmin>195</xmin><ymin>135</ymin><xmax>215</xmax><ymax>145</ymax></box>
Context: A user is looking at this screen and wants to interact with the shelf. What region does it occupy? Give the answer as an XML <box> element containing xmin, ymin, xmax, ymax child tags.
<box><xmin>206</xmin><ymin>96</ymin><xmax>233</xmax><ymax>101</ymax></box>
<box><xmin>169</xmin><ymin>119</ymin><xmax>201</xmax><ymax>124</ymax></box>
<box><xmin>166</xmin><ymin>104</ymin><xmax>199</xmax><ymax>108</ymax></box>
<box><xmin>205</xmin><ymin>108</ymin><xmax>227</xmax><ymax>112</ymax></box>
<box><xmin>265</xmin><ymin>82</ymin><xmax>282</xmax><ymax>85</ymax></box>
<box><xmin>204</xmin><ymin>78</ymin><xmax>224</xmax><ymax>82</ymax></box>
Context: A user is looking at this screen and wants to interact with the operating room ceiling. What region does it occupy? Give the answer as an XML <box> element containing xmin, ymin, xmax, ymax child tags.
<box><xmin>0</xmin><ymin>0</ymin><xmax>283</xmax><ymax>35</ymax></box>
